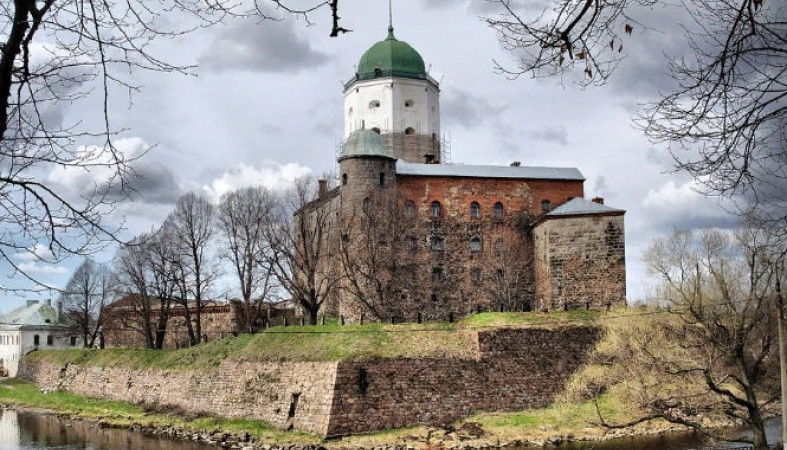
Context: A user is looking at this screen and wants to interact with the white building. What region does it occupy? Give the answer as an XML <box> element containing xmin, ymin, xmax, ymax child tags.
<box><xmin>0</xmin><ymin>300</ymin><xmax>77</xmax><ymax>377</ymax></box>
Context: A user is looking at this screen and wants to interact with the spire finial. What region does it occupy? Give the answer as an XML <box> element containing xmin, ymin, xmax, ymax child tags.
<box><xmin>388</xmin><ymin>0</ymin><xmax>394</xmax><ymax>33</ymax></box>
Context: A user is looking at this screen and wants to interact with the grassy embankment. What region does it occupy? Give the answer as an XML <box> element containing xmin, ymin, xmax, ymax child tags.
<box><xmin>5</xmin><ymin>309</ymin><xmax>673</xmax><ymax>446</ymax></box>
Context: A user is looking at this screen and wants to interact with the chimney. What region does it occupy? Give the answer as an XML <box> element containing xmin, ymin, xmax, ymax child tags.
<box><xmin>510</xmin><ymin>161</ymin><xmax>521</xmax><ymax>167</ymax></box>
<box><xmin>592</xmin><ymin>197</ymin><xmax>605</xmax><ymax>205</ymax></box>
<box><xmin>317</xmin><ymin>179</ymin><xmax>328</xmax><ymax>197</ymax></box>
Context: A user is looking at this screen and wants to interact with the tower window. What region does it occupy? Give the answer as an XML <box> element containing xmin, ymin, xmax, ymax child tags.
<box><xmin>342</xmin><ymin>174</ymin><xmax>348</xmax><ymax>185</ymax></box>
<box><xmin>405</xmin><ymin>127</ymin><xmax>415</xmax><ymax>135</ymax></box>
<box><xmin>541</xmin><ymin>199</ymin><xmax>551</xmax><ymax>212</ymax></box>
<box><xmin>432</xmin><ymin>267</ymin><xmax>444</xmax><ymax>282</ymax></box>
<box><xmin>379</xmin><ymin>172</ymin><xmax>385</xmax><ymax>187</ymax></box>
<box><xmin>404</xmin><ymin>99</ymin><xmax>414</xmax><ymax>107</ymax></box>
<box><xmin>47</xmin><ymin>335</ymin><xmax>54</xmax><ymax>346</ymax></box>
<box><xmin>469</xmin><ymin>236</ymin><xmax>482</xmax><ymax>253</ymax></box>
<box><xmin>362</xmin><ymin>197</ymin><xmax>371</xmax><ymax>212</ymax></box>
<box><xmin>430</xmin><ymin>236</ymin><xmax>445</xmax><ymax>252</ymax></box>
<box><xmin>405</xmin><ymin>235</ymin><xmax>417</xmax><ymax>249</ymax></box>
<box><xmin>493</xmin><ymin>202</ymin><xmax>504</xmax><ymax>220</ymax></box>
<box><xmin>404</xmin><ymin>200</ymin><xmax>415</xmax><ymax>218</ymax></box>
<box><xmin>469</xmin><ymin>201</ymin><xmax>480</xmax><ymax>219</ymax></box>
<box><xmin>369</xmin><ymin>100</ymin><xmax>381</xmax><ymax>109</ymax></box>
<box><xmin>348</xmin><ymin>107</ymin><xmax>353</xmax><ymax>115</ymax></box>
<box><xmin>430</xmin><ymin>201</ymin><xmax>442</xmax><ymax>219</ymax></box>
<box><xmin>470</xmin><ymin>268</ymin><xmax>481</xmax><ymax>284</ymax></box>
<box><xmin>371</xmin><ymin>127</ymin><xmax>381</xmax><ymax>134</ymax></box>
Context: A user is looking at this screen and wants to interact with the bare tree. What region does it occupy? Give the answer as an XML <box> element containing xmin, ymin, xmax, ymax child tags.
<box><xmin>58</xmin><ymin>258</ymin><xmax>113</xmax><ymax>348</ymax></box>
<box><xmin>164</xmin><ymin>192</ymin><xmax>216</xmax><ymax>345</ymax></box>
<box><xmin>217</xmin><ymin>186</ymin><xmax>278</xmax><ymax>331</ymax></box>
<box><xmin>483</xmin><ymin>0</ymin><xmax>786</xmax><ymax>231</ymax></box>
<box><xmin>266</xmin><ymin>175</ymin><xmax>341</xmax><ymax>325</ymax></box>
<box><xmin>112</xmin><ymin>231</ymin><xmax>177</xmax><ymax>349</ymax></box>
<box><xmin>339</xmin><ymin>198</ymin><xmax>402</xmax><ymax>321</ymax></box>
<box><xmin>486</xmin><ymin>234</ymin><xmax>534</xmax><ymax>312</ymax></box>
<box><xmin>0</xmin><ymin>0</ymin><xmax>351</xmax><ymax>292</ymax></box>
<box><xmin>628</xmin><ymin>228</ymin><xmax>782</xmax><ymax>448</ymax></box>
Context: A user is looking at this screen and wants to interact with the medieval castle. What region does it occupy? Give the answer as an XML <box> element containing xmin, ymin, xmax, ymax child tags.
<box><xmin>298</xmin><ymin>24</ymin><xmax>627</xmax><ymax>323</ymax></box>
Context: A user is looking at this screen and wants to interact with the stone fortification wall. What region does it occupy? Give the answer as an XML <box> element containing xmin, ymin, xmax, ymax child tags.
<box><xmin>325</xmin><ymin>326</ymin><xmax>600</xmax><ymax>436</ymax></box>
<box><xmin>18</xmin><ymin>360</ymin><xmax>338</xmax><ymax>436</ymax></box>
<box><xmin>18</xmin><ymin>326</ymin><xmax>600</xmax><ymax>437</ymax></box>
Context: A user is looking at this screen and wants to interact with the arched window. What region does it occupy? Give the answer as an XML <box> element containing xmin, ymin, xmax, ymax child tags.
<box><xmin>362</xmin><ymin>197</ymin><xmax>371</xmax><ymax>212</ymax></box>
<box><xmin>541</xmin><ymin>199</ymin><xmax>551</xmax><ymax>212</ymax></box>
<box><xmin>404</xmin><ymin>99</ymin><xmax>414</xmax><ymax>107</ymax></box>
<box><xmin>405</xmin><ymin>127</ymin><xmax>415</xmax><ymax>135</ymax></box>
<box><xmin>405</xmin><ymin>235</ymin><xmax>417</xmax><ymax>249</ymax></box>
<box><xmin>348</xmin><ymin>107</ymin><xmax>354</xmax><ymax>115</ymax></box>
<box><xmin>371</xmin><ymin>127</ymin><xmax>381</xmax><ymax>134</ymax></box>
<box><xmin>469</xmin><ymin>236</ymin><xmax>482</xmax><ymax>253</ymax></box>
<box><xmin>432</xmin><ymin>267</ymin><xmax>444</xmax><ymax>282</ymax></box>
<box><xmin>469</xmin><ymin>201</ymin><xmax>480</xmax><ymax>219</ymax></box>
<box><xmin>493</xmin><ymin>202</ymin><xmax>504</xmax><ymax>220</ymax></box>
<box><xmin>369</xmin><ymin>100</ymin><xmax>381</xmax><ymax>108</ymax></box>
<box><xmin>342</xmin><ymin>174</ymin><xmax>348</xmax><ymax>185</ymax></box>
<box><xmin>430</xmin><ymin>201</ymin><xmax>442</xmax><ymax>218</ymax></box>
<box><xmin>430</xmin><ymin>236</ymin><xmax>445</xmax><ymax>251</ymax></box>
<box><xmin>470</xmin><ymin>268</ymin><xmax>482</xmax><ymax>284</ymax></box>
<box><xmin>404</xmin><ymin>200</ymin><xmax>415</xmax><ymax>218</ymax></box>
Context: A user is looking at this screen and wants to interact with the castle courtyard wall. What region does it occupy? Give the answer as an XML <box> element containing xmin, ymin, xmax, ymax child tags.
<box><xmin>18</xmin><ymin>326</ymin><xmax>600</xmax><ymax>437</ymax></box>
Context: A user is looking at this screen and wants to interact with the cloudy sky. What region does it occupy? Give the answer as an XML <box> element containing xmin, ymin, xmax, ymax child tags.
<box><xmin>0</xmin><ymin>0</ymin><xmax>736</xmax><ymax>313</ymax></box>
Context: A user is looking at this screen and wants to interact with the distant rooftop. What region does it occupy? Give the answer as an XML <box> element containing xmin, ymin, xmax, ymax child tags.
<box><xmin>546</xmin><ymin>197</ymin><xmax>625</xmax><ymax>217</ymax></box>
<box><xmin>396</xmin><ymin>162</ymin><xmax>585</xmax><ymax>181</ymax></box>
<box><xmin>0</xmin><ymin>300</ymin><xmax>59</xmax><ymax>329</ymax></box>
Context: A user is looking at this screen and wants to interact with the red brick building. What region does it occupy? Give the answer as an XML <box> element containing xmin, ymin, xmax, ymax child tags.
<box><xmin>297</xmin><ymin>26</ymin><xmax>626</xmax><ymax>322</ymax></box>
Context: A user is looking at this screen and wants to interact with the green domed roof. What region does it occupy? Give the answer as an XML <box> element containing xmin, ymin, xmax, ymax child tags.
<box><xmin>339</xmin><ymin>130</ymin><xmax>395</xmax><ymax>161</ymax></box>
<box><xmin>356</xmin><ymin>27</ymin><xmax>427</xmax><ymax>81</ymax></box>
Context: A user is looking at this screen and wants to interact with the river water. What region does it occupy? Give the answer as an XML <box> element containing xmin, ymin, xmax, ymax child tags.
<box><xmin>0</xmin><ymin>408</ymin><xmax>781</xmax><ymax>450</ymax></box>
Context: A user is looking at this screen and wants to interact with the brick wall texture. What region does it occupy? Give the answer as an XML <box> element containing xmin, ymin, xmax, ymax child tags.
<box><xmin>18</xmin><ymin>326</ymin><xmax>600</xmax><ymax>437</ymax></box>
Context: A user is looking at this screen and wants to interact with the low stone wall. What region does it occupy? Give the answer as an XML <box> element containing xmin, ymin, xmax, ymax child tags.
<box><xmin>326</xmin><ymin>326</ymin><xmax>600</xmax><ymax>436</ymax></box>
<box><xmin>18</xmin><ymin>326</ymin><xmax>601</xmax><ymax>437</ymax></box>
<box><xmin>18</xmin><ymin>360</ymin><xmax>338</xmax><ymax>435</ymax></box>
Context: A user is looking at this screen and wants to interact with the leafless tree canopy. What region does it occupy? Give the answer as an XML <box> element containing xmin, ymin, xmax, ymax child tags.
<box><xmin>484</xmin><ymin>0</ymin><xmax>786</xmax><ymax>233</ymax></box>
<box><xmin>217</xmin><ymin>186</ymin><xmax>277</xmax><ymax>331</ymax></box>
<box><xmin>58</xmin><ymin>258</ymin><xmax>113</xmax><ymax>348</ymax></box>
<box><xmin>637</xmin><ymin>228</ymin><xmax>782</xmax><ymax>448</ymax></box>
<box><xmin>0</xmin><ymin>0</ymin><xmax>347</xmax><ymax>290</ymax></box>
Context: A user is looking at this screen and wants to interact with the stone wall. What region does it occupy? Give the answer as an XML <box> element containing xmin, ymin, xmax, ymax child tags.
<box><xmin>533</xmin><ymin>214</ymin><xmax>626</xmax><ymax>310</ymax></box>
<box><xmin>18</xmin><ymin>326</ymin><xmax>600</xmax><ymax>437</ymax></box>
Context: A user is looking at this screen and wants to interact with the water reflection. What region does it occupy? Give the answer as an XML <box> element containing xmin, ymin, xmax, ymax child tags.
<box><xmin>0</xmin><ymin>408</ymin><xmax>214</xmax><ymax>450</ymax></box>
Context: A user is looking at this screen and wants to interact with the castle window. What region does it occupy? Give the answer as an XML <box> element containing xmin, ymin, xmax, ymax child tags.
<box><xmin>405</xmin><ymin>127</ymin><xmax>415</xmax><ymax>135</ymax></box>
<box><xmin>493</xmin><ymin>202</ymin><xmax>504</xmax><ymax>220</ymax></box>
<box><xmin>404</xmin><ymin>200</ymin><xmax>415</xmax><ymax>218</ymax></box>
<box><xmin>405</xmin><ymin>235</ymin><xmax>417</xmax><ymax>249</ymax></box>
<box><xmin>469</xmin><ymin>201</ymin><xmax>480</xmax><ymax>219</ymax></box>
<box><xmin>431</xmin><ymin>293</ymin><xmax>438</xmax><ymax>302</ymax></box>
<box><xmin>47</xmin><ymin>335</ymin><xmax>53</xmax><ymax>346</ymax></box>
<box><xmin>70</xmin><ymin>336</ymin><xmax>77</xmax><ymax>346</ymax></box>
<box><xmin>342</xmin><ymin>174</ymin><xmax>348</xmax><ymax>185</ymax></box>
<box><xmin>362</xmin><ymin>197</ymin><xmax>371</xmax><ymax>212</ymax></box>
<box><xmin>470</xmin><ymin>268</ymin><xmax>481</xmax><ymax>284</ymax></box>
<box><xmin>348</xmin><ymin>107</ymin><xmax>354</xmax><ymax>115</ymax></box>
<box><xmin>430</xmin><ymin>201</ymin><xmax>442</xmax><ymax>219</ymax></box>
<box><xmin>430</xmin><ymin>236</ymin><xmax>445</xmax><ymax>252</ymax></box>
<box><xmin>432</xmin><ymin>267</ymin><xmax>444</xmax><ymax>282</ymax></box>
<box><xmin>371</xmin><ymin>127</ymin><xmax>381</xmax><ymax>134</ymax></box>
<box><xmin>33</xmin><ymin>335</ymin><xmax>39</xmax><ymax>346</ymax></box>
<box><xmin>469</xmin><ymin>236</ymin><xmax>482</xmax><ymax>253</ymax></box>
<box><xmin>379</xmin><ymin>172</ymin><xmax>385</xmax><ymax>187</ymax></box>
<box><xmin>495</xmin><ymin>269</ymin><xmax>505</xmax><ymax>281</ymax></box>
<box><xmin>404</xmin><ymin>99</ymin><xmax>414</xmax><ymax>107</ymax></box>
<box><xmin>369</xmin><ymin>100</ymin><xmax>381</xmax><ymax>109</ymax></box>
<box><xmin>541</xmin><ymin>199</ymin><xmax>551</xmax><ymax>212</ymax></box>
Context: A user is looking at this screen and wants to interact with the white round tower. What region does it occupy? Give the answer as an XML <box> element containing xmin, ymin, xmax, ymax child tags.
<box><xmin>343</xmin><ymin>26</ymin><xmax>441</xmax><ymax>164</ymax></box>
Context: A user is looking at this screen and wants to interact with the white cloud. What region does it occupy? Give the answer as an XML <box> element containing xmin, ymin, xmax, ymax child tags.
<box><xmin>16</xmin><ymin>262</ymin><xmax>69</xmax><ymax>276</ymax></box>
<box><xmin>202</xmin><ymin>161</ymin><xmax>312</xmax><ymax>203</ymax></box>
<box><xmin>642</xmin><ymin>180</ymin><xmax>737</xmax><ymax>230</ymax></box>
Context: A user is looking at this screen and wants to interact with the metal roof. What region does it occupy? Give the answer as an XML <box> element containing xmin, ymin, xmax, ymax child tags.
<box><xmin>396</xmin><ymin>162</ymin><xmax>585</xmax><ymax>181</ymax></box>
<box><xmin>546</xmin><ymin>197</ymin><xmax>625</xmax><ymax>217</ymax></box>
<box><xmin>0</xmin><ymin>300</ymin><xmax>59</xmax><ymax>329</ymax></box>
<box><xmin>339</xmin><ymin>130</ymin><xmax>395</xmax><ymax>161</ymax></box>
<box><xmin>356</xmin><ymin>26</ymin><xmax>426</xmax><ymax>82</ymax></box>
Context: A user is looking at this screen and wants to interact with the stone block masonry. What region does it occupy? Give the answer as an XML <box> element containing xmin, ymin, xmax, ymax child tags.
<box><xmin>18</xmin><ymin>326</ymin><xmax>601</xmax><ymax>437</ymax></box>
